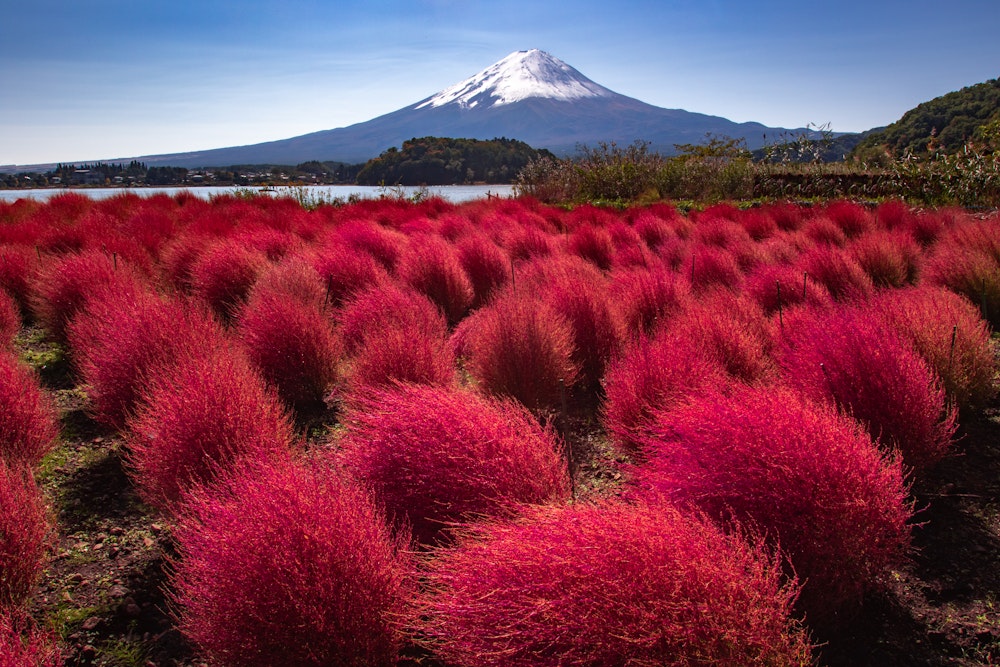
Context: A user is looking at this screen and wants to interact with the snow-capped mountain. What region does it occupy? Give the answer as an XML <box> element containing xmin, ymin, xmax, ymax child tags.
<box><xmin>127</xmin><ymin>50</ymin><xmax>805</xmax><ymax>168</ymax></box>
<box><xmin>417</xmin><ymin>49</ymin><xmax>613</xmax><ymax>109</ymax></box>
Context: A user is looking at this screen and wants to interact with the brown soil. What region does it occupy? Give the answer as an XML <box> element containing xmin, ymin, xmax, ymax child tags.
<box><xmin>17</xmin><ymin>324</ymin><xmax>1000</xmax><ymax>666</ymax></box>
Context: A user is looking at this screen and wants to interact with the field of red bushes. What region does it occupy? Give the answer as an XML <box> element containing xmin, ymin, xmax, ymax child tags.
<box><xmin>1</xmin><ymin>191</ymin><xmax>998</xmax><ymax>665</ymax></box>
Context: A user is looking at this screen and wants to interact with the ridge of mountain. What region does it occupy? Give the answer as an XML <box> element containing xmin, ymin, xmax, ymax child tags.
<box><xmin>7</xmin><ymin>50</ymin><xmax>816</xmax><ymax>171</ymax></box>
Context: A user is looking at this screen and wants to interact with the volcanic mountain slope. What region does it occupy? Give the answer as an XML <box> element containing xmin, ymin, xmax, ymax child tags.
<box><xmin>133</xmin><ymin>49</ymin><xmax>805</xmax><ymax>167</ymax></box>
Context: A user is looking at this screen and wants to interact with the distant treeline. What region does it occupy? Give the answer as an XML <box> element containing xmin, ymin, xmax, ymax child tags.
<box><xmin>356</xmin><ymin>137</ymin><xmax>556</xmax><ymax>186</ymax></box>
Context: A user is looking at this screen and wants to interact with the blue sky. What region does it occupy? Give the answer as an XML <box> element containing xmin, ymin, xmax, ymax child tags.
<box><xmin>2</xmin><ymin>0</ymin><xmax>998</xmax><ymax>166</ymax></box>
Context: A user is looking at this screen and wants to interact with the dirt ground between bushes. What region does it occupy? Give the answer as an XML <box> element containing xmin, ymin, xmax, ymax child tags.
<box><xmin>17</xmin><ymin>324</ymin><xmax>1000</xmax><ymax>666</ymax></box>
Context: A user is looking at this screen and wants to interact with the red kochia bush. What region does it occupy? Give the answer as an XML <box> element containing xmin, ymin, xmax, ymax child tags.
<box><xmin>237</xmin><ymin>290</ymin><xmax>341</xmax><ymax>415</ymax></box>
<box><xmin>0</xmin><ymin>608</ymin><xmax>62</xmax><ymax>667</ymax></box>
<box><xmin>744</xmin><ymin>263</ymin><xmax>830</xmax><ymax>315</ymax></box>
<box><xmin>337</xmin><ymin>283</ymin><xmax>448</xmax><ymax>356</ymax></box>
<box><xmin>67</xmin><ymin>290</ymin><xmax>224</xmax><ymax>429</ymax></box>
<box><xmin>0</xmin><ymin>290</ymin><xmax>18</xmax><ymax>348</ymax></box>
<box><xmin>455</xmin><ymin>233</ymin><xmax>510</xmax><ymax>309</ymax></box>
<box><xmin>847</xmin><ymin>229</ymin><xmax>921</xmax><ymax>288</ymax></box>
<box><xmin>0</xmin><ymin>352</ymin><xmax>58</xmax><ymax>467</ymax></box>
<box><xmin>0</xmin><ymin>246</ymin><xmax>34</xmax><ymax>314</ymax></box>
<box><xmin>417</xmin><ymin>500</ymin><xmax>812</xmax><ymax>667</ymax></box>
<box><xmin>171</xmin><ymin>458</ymin><xmax>411</xmax><ymax>666</ymax></box>
<box><xmin>457</xmin><ymin>293</ymin><xmax>579</xmax><ymax>410</ymax></box>
<box><xmin>189</xmin><ymin>239</ymin><xmax>268</xmax><ymax>320</ymax></box>
<box><xmin>338</xmin><ymin>384</ymin><xmax>570</xmax><ymax>544</ymax></box>
<box><xmin>398</xmin><ymin>235</ymin><xmax>474</xmax><ymax>325</ymax></box>
<box><xmin>602</xmin><ymin>330</ymin><xmax>728</xmax><ymax>453</ymax></box>
<box><xmin>779</xmin><ymin>306</ymin><xmax>956</xmax><ymax>471</ymax></box>
<box><xmin>310</xmin><ymin>242</ymin><xmax>388</xmax><ymax>309</ymax></box>
<box><xmin>344</xmin><ymin>326</ymin><xmax>455</xmax><ymax>398</ymax></box>
<box><xmin>873</xmin><ymin>286</ymin><xmax>998</xmax><ymax>413</ymax></box>
<box><xmin>125</xmin><ymin>346</ymin><xmax>295</xmax><ymax>513</ymax></box>
<box><xmin>635</xmin><ymin>386</ymin><xmax>912</xmax><ymax>623</ymax></box>
<box><xmin>29</xmin><ymin>249</ymin><xmax>145</xmax><ymax>342</ymax></box>
<box><xmin>0</xmin><ymin>460</ymin><xmax>51</xmax><ymax>607</ymax></box>
<box><xmin>609</xmin><ymin>264</ymin><xmax>691</xmax><ymax>337</ymax></box>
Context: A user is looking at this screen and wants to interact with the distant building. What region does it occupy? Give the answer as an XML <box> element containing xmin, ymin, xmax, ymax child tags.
<box><xmin>71</xmin><ymin>170</ymin><xmax>104</xmax><ymax>185</ymax></box>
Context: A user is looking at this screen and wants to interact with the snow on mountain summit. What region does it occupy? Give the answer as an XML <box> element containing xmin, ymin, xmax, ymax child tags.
<box><xmin>417</xmin><ymin>49</ymin><xmax>614</xmax><ymax>110</ymax></box>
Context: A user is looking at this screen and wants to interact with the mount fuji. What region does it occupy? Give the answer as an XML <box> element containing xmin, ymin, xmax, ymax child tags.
<box><xmin>134</xmin><ymin>49</ymin><xmax>802</xmax><ymax>168</ymax></box>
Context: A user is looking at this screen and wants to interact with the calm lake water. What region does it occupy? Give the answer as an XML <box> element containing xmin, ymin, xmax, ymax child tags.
<box><xmin>0</xmin><ymin>184</ymin><xmax>516</xmax><ymax>204</ymax></box>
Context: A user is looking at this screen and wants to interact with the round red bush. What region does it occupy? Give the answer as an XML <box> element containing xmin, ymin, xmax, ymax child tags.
<box><xmin>29</xmin><ymin>249</ymin><xmax>146</xmax><ymax>342</ymax></box>
<box><xmin>0</xmin><ymin>460</ymin><xmax>51</xmax><ymax>607</ymax></box>
<box><xmin>873</xmin><ymin>285</ymin><xmax>998</xmax><ymax>413</ymax></box>
<box><xmin>171</xmin><ymin>457</ymin><xmax>411</xmax><ymax>666</ymax></box>
<box><xmin>455</xmin><ymin>233</ymin><xmax>510</xmax><ymax>309</ymax></box>
<box><xmin>634</xmin><ymin>385</ymin><xmax>912</xmax><ymax>623</ymax></box>
<box><xmin>778</xmin><ymin>305</ymin><xmax>956</xmax><ymax>471</ymax></box>
<box><xmin>0</xmin><ymin>351</ymin><xmax>58</xmax><ymax>467</ymax></box>
<box><xmin>601</xmin><ymin>331</ymin><xmax>728</xmax><ymax>453</ymax></box>
<box><xmin>338</xmin><ymin>384</ymin><xmax>570</xmax><ymax>544</ymax></box>
<box><xmin>457</xmin><ymin>293</ymin><xmax>579</xmax><ymax>411</ymax></box>
<box><xmin>610</xmin><ymin>264</ymin><xmax>691</xmax><ymax>337</ymax></box>
<box><xmin>189</xmin><ymin>239</ymin><xmax>268</xmax><ymax>320</ymax></box>
<box><xmin>67</xmin><ymin>290</ymin><xmax>225</xmax><ymax>429</ymax></box>
<box><xmin>0</xmin><ymin>289</ymin><xmax>19</xmax><ymax>348</ymax></box>
<box><xmin>398</xmin><ymin>235</ymin><xmax>474</xmax><ymax>325</ymax></box>
<box><xmin>125</xmin><ymin>345</ymin><xmax>295</xmax><ymax>513</ymax></box>
<box><xmin>0</xmin><ymin>608</ymin><xmax>62</xmax><ymax>667</ymax></box>
<box><xmin>337</xmin><ymin>283</ymin><xmax>448</xmax><ymax>356</ymax></box>
<box><xmin>237</xmin><ymin>290</ymin><xmax>342</xmax><ymax>415</ymax></box>
<box><xmin>417</xmin><ymin>500</ymin><xmax>812</xmax><ymax>666</ymax></box>
<box><xmin>344</xmin><ymin>326</ymin><xmax>455</xmax><ymax>399</ymax></box>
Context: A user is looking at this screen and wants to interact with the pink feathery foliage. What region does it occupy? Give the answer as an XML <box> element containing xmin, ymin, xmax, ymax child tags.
<box><xmin>0</xmin><ymin>352</ymin><xmax>58</xmax><ymax>467</ymax></box>
<box><xmin>823</xmin><ymin>200</ymin><xmax>874</xmax><ymax>237</ymax></box>
<box><xmin>67</xmin><ymin>290</ymin><xmax>225</xmax><ymax>429</ymax></box>
<box><xmin>229</xmin><ymin>226</ymin><xmax>301</xmax><ymax>262</ymax></box>
<box><xmin>171</xmin><ymin>457</ymin><xmax>412</xmax><ymax>666</ymax></box>
<box><xmin>0</xmin><ymin>290</ymin><xmax>18</xmax><ymax>348</ymax></box>
<box><xmin>526</xmin><ymin>257</ymin><xmax>624</xmax><ymax>390</ymax></box>
<box><xmin>237</xmin><ymin>290</ymin><xmax>341</xmax><ymax>415</ymax></box>
<box><xmin>417</xmin><ymin>500</ymin><xmax>812</xmax><ymax>667</ymax></box>
<box><xmin>247</xmin><ymin>258</ymin><xmax>326</xmax><ymax>308</ymax></box>
<box><xmin>663</xmin><ymin>293</ymin><xmax>777</xmax><ymax>384</ymax></box>
<box><xmin>692</xmin><ymin>214</ymin><xmax>755</xmax><ymax>253</ymax></box>
<box><xmin>744</xmin><ymin>263</ymin><xmax>831</xmax><ymax>315</ymax></box>
<box><xmin>501</xmin><ymin>224</ymin><xmax>557</xmax><ymax>262</ymax></box>
<box><xmin>125</xmin><ymin>345</ymin><xmax>295</xmax><ymax>514</ymax></box>
<box><xmin>567</xmin><ymin>223</ymin><xmax>615</xmax><ymax>271</ymax></box>
<box><xmin>159</xmin><ymin>232</ymin><xmax>212</xmax><ymax>294</ymax></box>
<box><xmin>737</xmin><ymin>207</ymin><xmax>779</xmax><ymax>240</ymax></box>
<box><xmin>0</xmin><ymin>607</ymin><xmax>63</xmax><ymax>667</ymax></box>
<box><xmin>605</xmin><ymin>220</ymin><xmax>651</xmax><ymax>267</ymax></box>
<box><xmin>310</xmin><ymin>242</ymin><xmax>388</xmax><ymax>309</ymax></box>
<box><xmin>338</xmin><ymin>384</ymin><xmax>570</xmax><ymax>544</ymax></box>
<box><xmin>122</xmin><ymin>206</ymin><xmax>176</xmax><ymax>259</ymax></box>
<box><xmin>0</xmin><ymin>246</ymin><xmax>37</xmax><ymax>316</ymax></box>
<box><xmin>629</xmin><ymin>208</ymin><xmax>683</xmax><ymax>250</ymax></box>
<box><xmin>337</xmin><ymin>283</ymin><xmax>448</xmax><ymax>356</ymax></box>
<box><xmin>29</xmin><ymin>249</ymin><xmax>146</xmax><ymax>342</ymax></box>
<box><xmin>458</xmin><ymin>293</ymin><xmax>579</xmax><ymax>411</ymax></box>
<box><xmin>873</xmin><ymin>285</ymin><xmax>998</xmax><ymax>413</ymax></box>
<box><xmin>189</xmin><ymin>239</ymin><xmax>269</xmax><ymax>320</ymax></box>
<box><xmin>455</xmin><ymin>233</ymin><xmax>510</xmax><ymax>309</ymax></box>
<box><xmin>398</xmin><ymin>234</ymin><xmax>474</xmax><ymax>326</ymax></box>
<box><xmin>335</xmin><ymin>219</ymin><xmax>407</xmax><ymax>272</ymax></box>
<box><xmin>345</xmin><ymin>324</ymin><xmax>455</xmax><ymax>398</ymax></box>
<box><xmin>778</xmin><ymin>305</ymin><xmax>957</xmax><ymax>470</ymax></box>
<box><xmin>906</xmin><ymin>207</ymin><xmax>954</xmax><ymax>246</ymax></box>
<box><xmin>610</xmin><ymin>264</ymin><xmax>691</xmax><ymax>337</ymax></box>
<box><xmin>601</xmin><ymin>331</ymin><xmax>729</xmax><ymax>453</ymax></box>
<box><xmin>848</xmin><ymin>229</ymin><xmax>922</xmax><ymax>288</ymax></box>
<box><xmin>924</xmin><ymin>227</ymin><xmax>1000</xmax><ymax>328</ymax></box>
<box><xmin>795</xmin><ymin>245</ymin><xmax>874</xmax><ymax>302</ymax></box>
<box><xmin>634</xmin><ymin>385</ymin><xmax>912</xmax><ymax>623</ymax></box>
<box><xmin>802</xmin><ymin>215</ymin><xmax>848</xmax><ymax>247</ymax></box>
<box><xmin>767</xmin><ymin>202</ymin><xmax>808</xmax><ymax>232</ymax></box>
<box><xmin>0</xmin><ymin>460</ymin><xmax>51</xmax><ymax>607</ymax></box>
<box><xmin>687</xmin><ymin>244</ymin><xmax>744</xmax><ymax>293</ymax></box>
<box><xmin>874</xmin><ymin>199</ymin><xmax>916</xmax><ymax>231</ymax></box>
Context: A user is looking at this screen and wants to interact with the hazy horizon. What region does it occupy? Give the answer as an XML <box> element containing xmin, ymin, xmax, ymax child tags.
<box><xmin>3</xmin><ymin>0</ymin><xmax>999</xmax><ymax>166</ymax></box>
